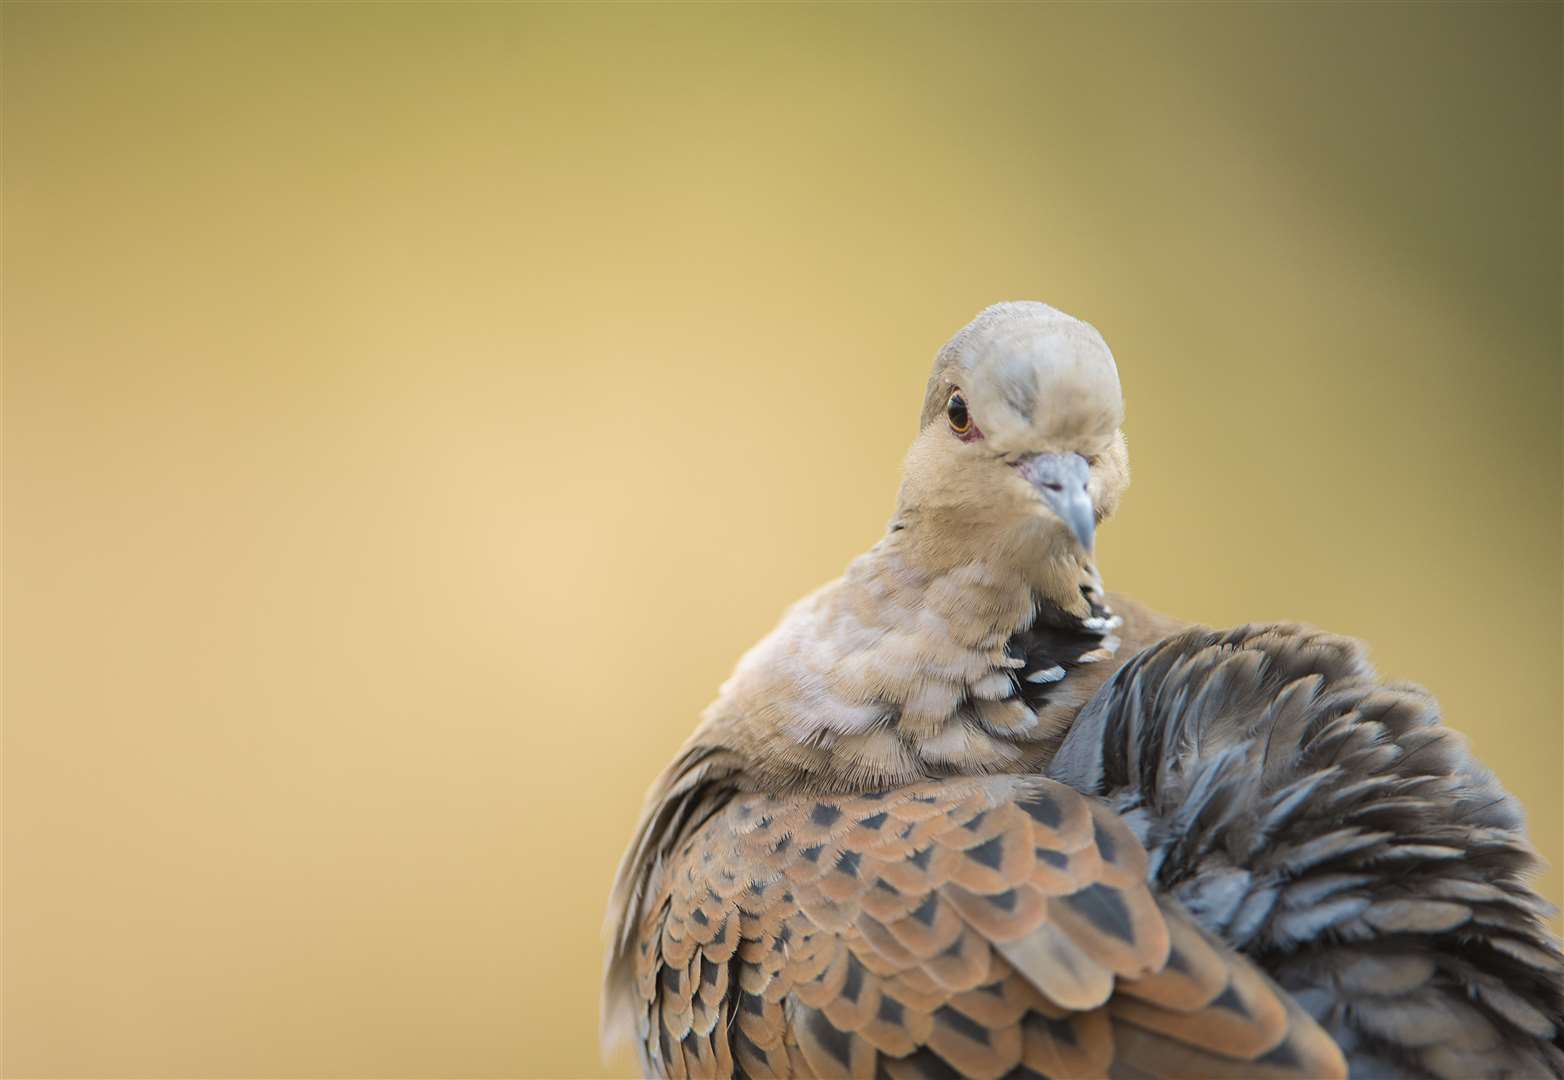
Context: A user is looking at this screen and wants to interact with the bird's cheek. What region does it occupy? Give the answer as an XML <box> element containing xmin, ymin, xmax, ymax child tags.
<box><xmin>1009</xmin><ymin>473</ymin><xmax>1053</xmax><ymax>517</ymax></box>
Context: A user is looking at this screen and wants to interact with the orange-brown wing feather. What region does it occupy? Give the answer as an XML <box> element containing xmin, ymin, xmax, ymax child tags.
<box><xmin>630</xmin><ymin>775</ymin><xmax>1345</xmax><ymax>1079</ymax></box>
<box><xmin>1110</xmin><ymin>903</ymin><xmax>1346</xmax><ymax>1078</ymax></box>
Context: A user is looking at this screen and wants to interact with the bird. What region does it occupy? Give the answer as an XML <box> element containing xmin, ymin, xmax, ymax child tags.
<box><xmin>603</xmin><ymin>301</ymin><xmax>1564</xmax><ymax>1079</ymax></box>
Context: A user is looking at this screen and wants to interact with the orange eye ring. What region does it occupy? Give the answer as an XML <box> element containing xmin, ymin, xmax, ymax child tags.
<box><xmin>946</xmin><ymin>389</ymin><xmax>972</xmax><ymax>435</ymax></box>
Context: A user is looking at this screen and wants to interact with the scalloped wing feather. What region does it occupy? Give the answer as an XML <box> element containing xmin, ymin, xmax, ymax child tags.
<box><xmin>627</xmin><ymin>775</ymin><xmax>1345</xmax><ymax>1078</ymax></box>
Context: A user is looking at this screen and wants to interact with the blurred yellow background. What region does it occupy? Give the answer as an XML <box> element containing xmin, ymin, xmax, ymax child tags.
<box><xmin>4</xmin><ymin>3</ymin><xmax>1559</xmax><ymax>1077</ymax></box>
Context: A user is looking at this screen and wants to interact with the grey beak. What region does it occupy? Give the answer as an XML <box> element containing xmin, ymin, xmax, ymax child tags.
<box><xmin>1016</xmin><ymin>452</ymin><xmax>1095</xmax><ymax>552</ymax></box>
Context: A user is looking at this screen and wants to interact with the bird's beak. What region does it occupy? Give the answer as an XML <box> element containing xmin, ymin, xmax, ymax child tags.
<box><xmin>1016</xmin><ymin>452</ymin><xmax>1095</xmax><ymax>552</ymax></box>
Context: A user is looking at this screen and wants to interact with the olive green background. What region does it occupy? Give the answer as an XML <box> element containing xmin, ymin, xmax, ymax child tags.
<box><xmin>4</xmin><ymin>3</ymin><xmax>1559</xmax><ymax>1077</ymax></box>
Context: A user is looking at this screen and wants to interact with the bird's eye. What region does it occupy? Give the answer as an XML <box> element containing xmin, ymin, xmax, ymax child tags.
<box><xmin>946</xmin><ymin>390</ymin><xmax>972</xmax><ymax>435</ymax></box>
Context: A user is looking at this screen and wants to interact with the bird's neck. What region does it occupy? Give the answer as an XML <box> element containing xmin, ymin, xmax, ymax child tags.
<box><xmin>702</xmin><ymin>519</ymin><xmax>1122</xmax><ymax>793</ymax></box>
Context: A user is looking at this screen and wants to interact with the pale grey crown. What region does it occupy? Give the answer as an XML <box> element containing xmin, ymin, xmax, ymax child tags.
<box><xmin>919</xmin><ymin>301</ymin><xmax>1124</xmax><ymax>449</ymax></box>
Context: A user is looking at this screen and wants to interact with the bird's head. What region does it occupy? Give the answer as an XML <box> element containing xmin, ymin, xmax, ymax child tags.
<box><xmin>896</xmin><ymin>302</ymin><xmax>1130</xmax><ymax>566</ymax></box>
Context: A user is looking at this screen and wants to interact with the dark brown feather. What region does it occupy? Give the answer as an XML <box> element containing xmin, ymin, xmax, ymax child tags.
<box><xmin>1051</xmin><ymin>624</ymin><xmax>1564</xmax><ymax>1080</ymax></box>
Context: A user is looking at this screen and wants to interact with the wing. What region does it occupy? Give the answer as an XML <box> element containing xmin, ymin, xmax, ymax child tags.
<box><xmin>1050</xmin><ymin>623</ymin><xmax>1564</xmax><ymax>1080</ymax></box>
<box><xmin>629</xmin><ymin>774</ymin><xmax>1344</xmax><ymax>1079</ymax></box>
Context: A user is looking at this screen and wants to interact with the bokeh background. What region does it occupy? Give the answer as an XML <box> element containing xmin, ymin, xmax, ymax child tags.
<box><xmin>4</xmin><ymin>3</ymin><xmax>1559</xmax><ymax>1077</ymax></box>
